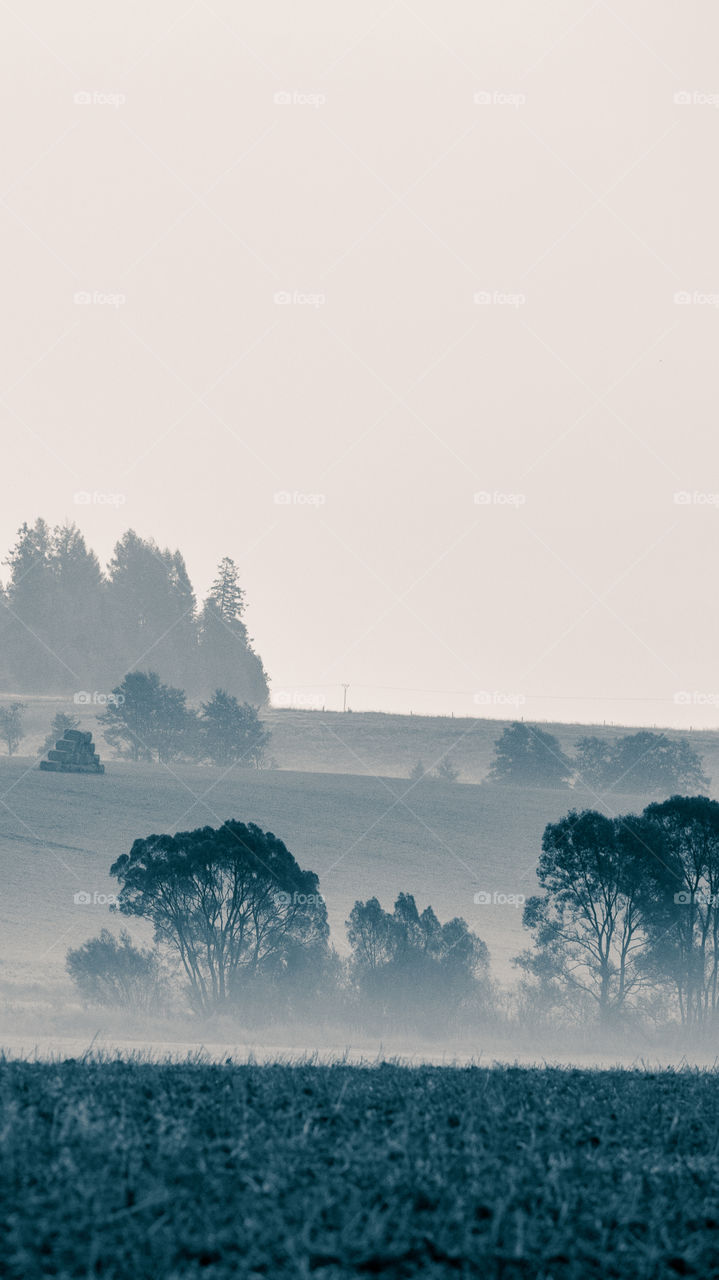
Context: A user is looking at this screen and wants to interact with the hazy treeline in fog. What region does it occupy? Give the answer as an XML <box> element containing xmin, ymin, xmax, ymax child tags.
<box><xmin>0</xmin><ymin>518</ymin><xmax>267</xmax><ymax>703</ymax></box>
<box><xmin>60</xmin><ymin>791</ymin><xmax>719</xmax><ymax>1048</ymax></box>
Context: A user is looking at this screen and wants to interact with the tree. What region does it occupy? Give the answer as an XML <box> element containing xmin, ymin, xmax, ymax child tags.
<box><xmin>519</xmin><ymin>810</ymin><xmax>649</xmax><ymax>1025</ymax></box>
<box><xmin>105</xmin><ymin>532</ymin><xmax>197</xmax><ymax>689</ymax></box>
<box><xmin>40</xmin><ymin>711</ymin><xmax>80</xmax><ymax>756</ymax></box>
<box><xmin>638</xmin><ymin>795</ymin><xmax>719</xmax><ymax>1028</ymax></box>
<box><xmin>66</xmin><ymin>928</ymin><xmax>166</xmax><ymax>1012</ymax></box>
<box><xmin>434</xmin><ymin>756</ymin><xmax>460</xmax><ymax>783</ymax></box>
<box><xmin>198</xmin><ymin>689</ymin><xmax>270</xmax><ymax>767</ymax></box>
<box><xmin>2</xmin><ymin>519</ymin><xmax>60</xmax><ymax>690</ymax></box>
<box><xmin>99</xmin><ymin>671</ymin><xmax>196</xmax><ymax>763</ymax></box>
<box><xmin>408</xmin><ymin>759</ymin><xmax>427</xmax><ymax>782</ymax></box>
<box><xmin>574</xmin><ymin>731</ymin><xmax>709</xmax><ymax>796</ymax></box>
<box><xmin>0</xmin><ymin>702</ymin><xmax>26</xmax><ymax>755</ymax></box>
<box><xmin>198</xmin><ymin>558</ymin><xmax>268</xmax><ymax>705</ymax></box>
<box><xmin>574</xmin><ymin>736</ymin><xmax>614</xmax><ymax>790</ymax></box>
<box><xmin>488</xmin><ymin>722</ymin><xmax>572</xmax><ymax>788</ymax></box>
<box><xmin>346</xmin><ymin>892</ymin><xmax>488</xmax><ymax>1024</ymax></box>
<box><xmin>110</xmin><ymin>820</ymin><xmax>329</xmax><ymax>1014</ymax></box>
<box><xmin>611</xmin><ymin>732</ymin><xmax>709</xmax><ymax>795</ymax></box>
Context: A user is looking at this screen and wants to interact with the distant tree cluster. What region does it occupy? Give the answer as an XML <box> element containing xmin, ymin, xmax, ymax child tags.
<box><xmin>487</xmin><ymin>721</ymin><xmax>709</xmax><ymax>795</ymax></box>
<box><xmin>518</xmin><ymin>795</ymin><xmax>719</xmax><ymax>1032</ymax></box>
<box><xmin>99</xmin><ymin>671</ymin><xmax>269</xmax><ymax>767</ymax></box>
<box><xmin>67</xmin><ymin>819</ymin><xmax>489</xmax><ymax>1030</ymax></box>
<box><xmin>0</xmin><ymin>520</ymin><xmax>268</xmax><ymax>704</ymax></box>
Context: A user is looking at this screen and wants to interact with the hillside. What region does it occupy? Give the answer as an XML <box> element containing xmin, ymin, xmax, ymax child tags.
<box><xmin>0</xmin><ymin>752</ymin><xmax>692</xmax><ymax>1017</ymax></box>
<box><xmin>6</xmin><ymin>695</ymin><xmax>719</xmax><ymax>786</ymax></box>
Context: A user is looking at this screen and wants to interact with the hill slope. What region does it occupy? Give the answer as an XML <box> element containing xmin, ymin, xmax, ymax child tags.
<box><xmin>0</xmin><ymin>755</ymin><xmax>682</xmax><ymax>1005</ymax></box>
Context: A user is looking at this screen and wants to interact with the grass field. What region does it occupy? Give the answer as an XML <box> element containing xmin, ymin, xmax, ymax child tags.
<box><xmin>2</xmin><ymin>1057</ymin><xmax>718</xmax><ymax>1278</ymax></box>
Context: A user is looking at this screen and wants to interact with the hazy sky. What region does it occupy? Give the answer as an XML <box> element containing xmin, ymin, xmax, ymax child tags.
<box><xmin>2</xmin><ymin>1</ymin><xmax>718</xmax><ymax>725</ymax></box>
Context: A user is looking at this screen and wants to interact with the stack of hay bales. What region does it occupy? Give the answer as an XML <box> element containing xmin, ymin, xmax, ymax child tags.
<box><xmin>39</xmin><ymin>728</ymin><xmax>105</xmax><ymax>774</ymax></box>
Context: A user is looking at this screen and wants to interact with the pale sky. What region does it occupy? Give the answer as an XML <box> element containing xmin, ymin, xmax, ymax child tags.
<box><xmin>2</xmin><ymin>1</ymin><xmax>718</xmax><ymax>725</ymax></box>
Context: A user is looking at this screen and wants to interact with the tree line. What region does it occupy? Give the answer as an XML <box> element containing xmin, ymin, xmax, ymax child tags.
<box><xmin>0</xmin><ymin>518</ymin><xmax>268</xmax><ymax>703</ymax></box>
<box><xmin>518</xmin><ymin>794</ymin><xmax>719</xmax><ymax>1031</ymax></box>
<box><xmin>67</xmin><ymin>819</ymin><xmax>489</xmax><ymax>1032</ymax></box>
<box><xmin>485</xmin><ymin>721</ymin><xmax>709</xmax><ymax>795</ymax></box>
<box><xmin>67</xmin><ymin>795</ymin><xmax>719</xmax><ymax>1039</ymax></box>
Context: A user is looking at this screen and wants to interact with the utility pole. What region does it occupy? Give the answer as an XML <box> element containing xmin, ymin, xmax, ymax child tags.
<box><xmin>341</xmin><ymin>683</ymin><xmax>349</xmax><ymax>712</ymax></box>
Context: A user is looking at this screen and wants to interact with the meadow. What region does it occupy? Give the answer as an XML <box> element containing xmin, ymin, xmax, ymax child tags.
<box><xmin>1</xmin><ymin>1056</ymin><xmax>718</xmax><ymax>1278</ymax></box>
<box><xmin>0</xmin><ymin>749</ymin><xmax>656</xmax><ymax>1011</ymax></box>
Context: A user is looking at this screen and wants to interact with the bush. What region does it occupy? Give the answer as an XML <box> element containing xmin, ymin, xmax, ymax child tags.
<box><xmin>66</xmin><ymin>929</ymin><xmax>167</xmax><ymax>1012</ymax></box>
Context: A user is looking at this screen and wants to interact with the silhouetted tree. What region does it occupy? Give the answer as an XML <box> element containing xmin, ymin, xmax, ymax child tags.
<box><xmin>198</xmin><ymin>689</ymin><xmax>269</xmax><ymax>767</ymax></box>
<box><xmin>488</xmin><ymin>722</ymin><xmax>572</xmax><ymax>788</ymax></box>
<box><xmin>66</xmin><ymin>928</ymin><xmax>166</xmax><ymax>1011</ymax></box>
<box><xmin>518</xmin><ymin>810</ymin><xmax>650</xmax><ymax>1025</ymax></box>
<box><xmin>574</xmin><ymin>732</ymin><xmax>709</xmax><ymax>796</ymax></box>
<box><xmin>99</xmin><ymin>670</ymin><xmax>196</xmax><ymax>763</ymax></box>
<box><xmin>0</xmin><ymin>701</ymin><xmax>26</xmax><ymax>755</ymax></box>
<box><xmin>198</xmin><ymin>557</ymin><xmax>268</xmax><ymax>705</ymax></box>
<box><xmin>105</xmin><ymin>532</ymin><xmax>197</xmax><ymax>688</ymax></box>
<box><xmin>347</xmin><ymin>892</ymin><xmax>488</xmax><ymax>1025</ymax></box>
<box><xmin>110</xmin><ymin>821</ymin><xmax>328</xmax><ymax>1014</ymax></box>
<box><xmin>40</xmin><ymin>711</ymin><xmax>80</xmax><ymax>756</ymax></box>
<box><xmin>637</xmin><ymin>795</ymin><xmax>719</xmax><ymax>1028</ymax></box>
<box><xmin>434</xmin><ymin>756</ymin><xmax>460</xmax><ymax>782</ymax></box>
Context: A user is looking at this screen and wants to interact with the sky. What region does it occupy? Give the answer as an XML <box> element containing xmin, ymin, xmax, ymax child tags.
<box><xmin>1</xmin><ymin>1</ymin><xmax>718</xmax><ymax>726</ymax></box>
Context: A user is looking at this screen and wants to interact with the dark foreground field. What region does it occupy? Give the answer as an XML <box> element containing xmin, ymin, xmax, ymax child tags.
<box><xmin>2</xmin><ymin>1061</ymin><xmax>719</xmax><ymax>1279</ymax></box>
